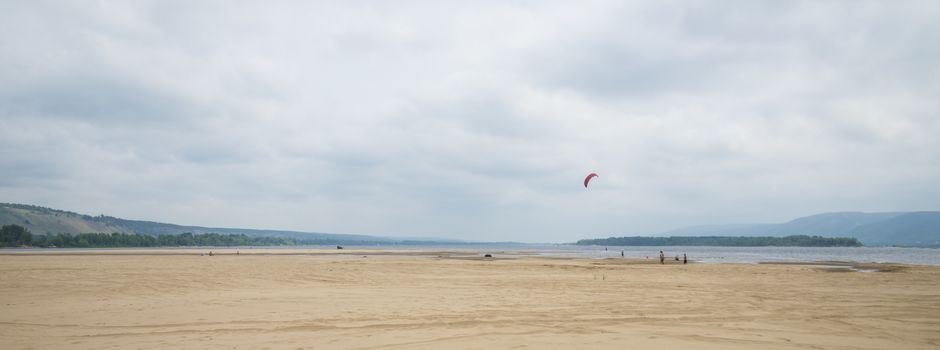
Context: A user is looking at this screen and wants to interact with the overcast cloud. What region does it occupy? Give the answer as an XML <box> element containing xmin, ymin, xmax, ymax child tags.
<box><xmin>1</xmin><ymin>1</ymin><xmax>938</xmax><ymax>242</ymax></box>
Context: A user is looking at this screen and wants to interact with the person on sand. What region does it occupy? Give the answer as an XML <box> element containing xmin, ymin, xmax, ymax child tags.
<box><xmin>683</xmin><ymin>253</ymin><xmax>687</xmax><ymax>264</ymax></box>
<box><xmin>621</xmin><ymin>250</ymin><xmax>624</xmax><ymax>258</ymax></box>
<box><xmin>659</xmin><ymin>251</ymin><xmax>664</xmax><ymax>264</ymax></box>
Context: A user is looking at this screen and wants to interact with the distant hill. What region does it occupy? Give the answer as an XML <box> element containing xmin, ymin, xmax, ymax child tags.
<box><xmin>850</xmin><ymin>212</ymin><xmax>940</xmax><ymax>246</ymax></box>
<box><xmin>1</xmin><ymin>203</ymin><xmax>127</xmax><ymax>234</ymax></box>
<box><xmin>0</xmin><ymin>203</ymin><xmax>399</xmax><ymax>244</ymax></box>
<box><xmin>658</xmin><ymin>211</ymin><xmax>940</xmax><ymax>246</ymax></box>
<box><xmin>659</xmin><ymin>223</ymin><xmax>773</xmax><ymax>236</ymax></box>
<box><xmin>765</xmin><ymin>212</ymin><xmax>909</xmax><ymax>236</ymax></box>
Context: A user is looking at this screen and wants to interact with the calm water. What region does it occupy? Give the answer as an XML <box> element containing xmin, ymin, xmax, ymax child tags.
<box><xmin>6</xmin><ymin>244</ymin><xmax>940</xmax><ymax>265</ymax></box>
<box><xmin>335</xmin><ymin>244</ymin><xmax>940</xmax><ymax>265</ymax></box>
<box><xmin>532</xmin><ymin>245</ymin><xmax>940</xmax><ymax>265</ymax></box>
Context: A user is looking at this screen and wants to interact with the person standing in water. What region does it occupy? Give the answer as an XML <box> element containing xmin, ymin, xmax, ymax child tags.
<box><xmin>659</xmin><ymin>251</ymin><xmax>665</xmax><ymax>264</ymax></box>
<box><xmin>683</xmin><ymin>253</ymin><xmax>687</xmax><ymax>264</ymax></box>
<box><xmin>621</xmin><ymin>250</ymin><xmax>624</xmax><ymax>258</ymax></box>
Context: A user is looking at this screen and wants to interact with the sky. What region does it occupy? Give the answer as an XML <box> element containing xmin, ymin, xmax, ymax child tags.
<box><xmin>1</xmin><ymin>1</ymin><xmax>939</xmax><ymax>242</ymax></box>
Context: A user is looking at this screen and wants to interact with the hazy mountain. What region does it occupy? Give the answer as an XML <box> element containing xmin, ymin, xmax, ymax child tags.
<box><xmin>659</xmin><ymin>211</ymin><xmax>940</xmax><ymax>246</ymax></box>
<box><xmin>6</xmin><ymin>203</ymin><xmax>938</xmax><ymax>246</ymax></box>
<box><xmin>0</xmin><ymin>203</ymin><xmax>397</xmax><ymax>243</ymax></box>
<box><xmin>767</xmin><ymin>212</ymin><xmax>909</xmax><ymax>236</ymax></box>
<box><xmin>849</xmin><ymin>212</ymin><xmax>940</xmax><ymax>246</ymax></box>
<box><xmin>660</xmin><ymin>223</ymin><xmax>773</xmax><ymax>236</ymax></box>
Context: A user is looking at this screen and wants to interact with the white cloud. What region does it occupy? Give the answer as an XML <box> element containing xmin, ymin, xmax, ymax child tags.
<box><xmin>1</xmin><ymin>1</ymin><xmax>938</xmax><ymax>242</ymax></box>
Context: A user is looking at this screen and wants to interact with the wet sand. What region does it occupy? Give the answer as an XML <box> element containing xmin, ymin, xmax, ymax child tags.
<box><xmin>1</xmin><ymin>249</ymin><xmax>939</xmax><ymax>349</ymax></box>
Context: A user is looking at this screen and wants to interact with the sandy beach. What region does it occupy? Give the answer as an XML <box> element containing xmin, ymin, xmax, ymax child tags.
<box><xmin>1</xmin><ymin>249</ymin><xmax>939</xmax><ymax>349</ymax></box>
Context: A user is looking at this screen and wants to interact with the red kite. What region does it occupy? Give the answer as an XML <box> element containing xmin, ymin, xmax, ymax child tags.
<box><xmin>584</xmin><ymin>172</ymin><xmax>598</xmax><ymax>188</ymax></box>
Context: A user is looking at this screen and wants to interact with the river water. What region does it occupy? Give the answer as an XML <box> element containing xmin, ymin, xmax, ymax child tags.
<box><xmin>5</xmin><ymin>244</ymin><xmax>939</xmax><ymax>265</ymax></box>
<box><xmin>529</xmin><ymin>245</ymin><xmax>940</xmax><ymax>265</ymax></box>
<box><xmin>334</xmin><ymin>244</ymin><xmax>940</xmax><ymax>265</ymax></box>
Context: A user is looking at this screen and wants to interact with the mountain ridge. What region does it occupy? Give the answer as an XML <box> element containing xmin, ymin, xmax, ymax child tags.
<box><xmin>4</xmin><ymin>203</ymin><xmax>939</xmax><ymax>246</ymax></box>
<box><xmin>658</xmin><ymin>211</ymin><xmax>940</xmax><ymax>246</ymax></box>
<box><xmin>0</xmin><ymin>203</ymin><xmax>415</xmax><ymax>243</ymax></box>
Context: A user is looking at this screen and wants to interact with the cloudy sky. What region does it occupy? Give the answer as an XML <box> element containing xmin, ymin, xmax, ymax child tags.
<box><xmin>1</xmin><ymin>1</ymin><xmax>938</xmax><ymax>242</ymax></box>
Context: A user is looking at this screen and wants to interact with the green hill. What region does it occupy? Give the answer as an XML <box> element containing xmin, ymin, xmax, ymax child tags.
<box><xmin>0</xmin><ymin>203</ymin><xmax>127</xmax><ymax>234</ymax></box>
<box><xmin>0</xmin><ymin>203</ymin><xmax>387</xmax><ymax>243</ymax></box>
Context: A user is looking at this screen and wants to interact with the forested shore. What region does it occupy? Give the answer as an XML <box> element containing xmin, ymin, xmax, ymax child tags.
<box><xmin>576</xmin><ymin>235</ymin><xmax>862</xmax><ymax>247</ymax></box>
<box><xmin>0</xmin><ymin>224</ymin><xmax>331</xmax><ymax>247</ymax></box>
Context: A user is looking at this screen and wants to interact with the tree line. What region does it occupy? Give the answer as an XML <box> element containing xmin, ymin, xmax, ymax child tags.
<box><xmin>0</xmin><ymin>224</ymin><xmax>338</xmax><ymax>248</ymax></box>
<box><xmin>1</xmin><ymin>224</ymin><xmax>33</xmax><ymax>247</ymax></box>
<box><xmin>576</xmin><ymin>235</ymin><xmax>862</xmax><ymax>247</ymax></box>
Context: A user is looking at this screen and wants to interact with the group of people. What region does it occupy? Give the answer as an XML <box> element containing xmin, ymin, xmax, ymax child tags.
<box><xmin>658</xmin><ymin>250</ymin><xmax>687</xmax><ymax>264</ymax></box>
<box><xmin>612</xmin><ymin>248</ymin><xmax>689</xmax><ymax>264</ymax></box>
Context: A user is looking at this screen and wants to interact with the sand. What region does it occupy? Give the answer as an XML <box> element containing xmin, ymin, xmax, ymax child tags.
<box><xmin>1</xmin><ymin>249</ymin><xmax>939</xmax><ymax>350</ymax></box>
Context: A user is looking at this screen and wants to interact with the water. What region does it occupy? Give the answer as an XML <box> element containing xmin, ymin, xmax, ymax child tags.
<box><xmin>529</xmin><ymin>245</ymin><xmax>940</xmax><ymax>265</ymax></box>
<box><xmin>5</xmin><ymin>244</ymin><xmax>939</xmax><ymax>265</ymax></box>
<box><xmin>335</xmin><ymin>244</ymin><xmax>940</xmax><ymax>265</ymax></box>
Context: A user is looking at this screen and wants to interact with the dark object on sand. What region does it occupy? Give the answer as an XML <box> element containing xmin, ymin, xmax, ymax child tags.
<box><xmin>683</xmin><ymin>253</ymin><xmax>687</xmax><ymax>264</ymax></box>
<box><xmin>484</xmin><ymin>254</ymin><xmax>493</xmax><ymax>258</ymax></box>
<box><xmin>336</xmin><ymin>246</ymin><xmax>343</xmax><ymax>249</ymax></box>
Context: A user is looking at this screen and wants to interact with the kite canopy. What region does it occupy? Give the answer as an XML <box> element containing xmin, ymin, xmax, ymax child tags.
<box><xmin>584</xmin><ymin>172</ymin><xmax>598</xmax><ymax>188</ymax></box>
